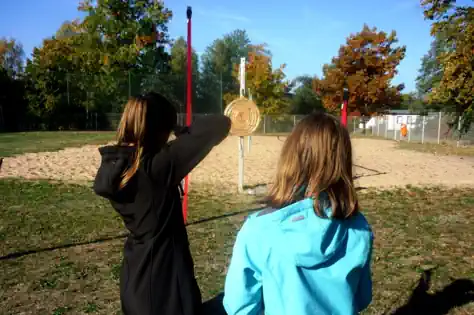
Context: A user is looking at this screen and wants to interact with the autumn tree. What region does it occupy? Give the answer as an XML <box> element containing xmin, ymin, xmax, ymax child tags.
<box><xmin>224</xmin><ymin>44</ymin><xmax>290</xmax><ymax>114</ymax></box>
<box><xmin>421</xmin><ymin>0</ymin><xmax>474</xmax><ymax>134</ymax></box>
<box><xmin>313</xmin><ymin>25</ymin><xmax>406</xmax><ymax>118</ymax></box>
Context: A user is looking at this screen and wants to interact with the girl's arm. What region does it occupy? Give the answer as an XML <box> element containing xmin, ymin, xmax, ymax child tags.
<box><xmin>151</xmin><ymin>114</ymin><xmax>231</xmax><ymax>185</ymax></box>
<box><xmin>223</xmin><ymin>221</ymin><xmax>263</xmax><ymax>315</ymax></box>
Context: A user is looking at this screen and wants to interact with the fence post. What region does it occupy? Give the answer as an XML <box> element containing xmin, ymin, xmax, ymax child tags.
<box><xmin>437</xmin><ymin>111</ymin><xmax>442</xmax><ymax>144</ymax></box>
<box><xmin>263</xmin><ymin>115</ymin><xmax>266</xmax><ymax>134</ymax></box>
<box><xmin>457</xmin><ymin>116</ymin><xmax>462</xmax><ymax>148</ymax></box>
<box><xmin>377</xmin><ymin>116</ymin><xmax>380</xmax><ymax>136</ymax></box>
<box><xmin>385</xmin><ymin>116</ymin><xmax>388</xmax><ymax>138</ymax></box>
<box><xmin>422</xmin><ymin>115</ymin><xmax>426</xmax><ymax>144</ymax></box>
<box><xmin>408</xmin><ymin>122</ymin><xmax>411</xmax><ymax>142</ymax></box>
<box><xmin>293</xmin><ymin>115</ymin><xmax>296</xmax><ymax>128</ymax></box>
<box><xmin>238</xmin><ymin>136</ymin><xmax>244</xmax><ymax>193</ymax></box>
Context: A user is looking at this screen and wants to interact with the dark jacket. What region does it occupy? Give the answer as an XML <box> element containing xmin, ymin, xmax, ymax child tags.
<box><xmin>93</xmin><ymin>115</ymin><xmax>231</xmax><ymax>315</ymax></box>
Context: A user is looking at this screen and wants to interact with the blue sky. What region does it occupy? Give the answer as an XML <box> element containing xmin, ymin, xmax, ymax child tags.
<box><xmin>0</xmin><ymin>0</ymin><xmax>443</xmax><ymax>92</ymax></box>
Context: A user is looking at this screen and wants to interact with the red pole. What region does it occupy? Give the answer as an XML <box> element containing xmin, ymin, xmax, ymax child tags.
<box><xmin>185</xmin><ymin>6</ymin><xmax>192</xmax><ymax>126</ymax></box>
<box><xmin>341</xmin><ymin>100</ymin><xmax>348</xmax><ymax>127</ymax></box>
<box><xmin>182</xmin><ymin>6</ymin><xmax>192</xmax><ymax>223</ymax></box>
<box><xmin>342</xmin><ymin>87</ymin><xmax>349</xmax><ymax>127</ymax></box>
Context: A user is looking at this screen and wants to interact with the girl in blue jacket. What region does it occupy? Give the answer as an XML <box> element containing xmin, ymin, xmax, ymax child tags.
<box><xmin>223</xmin><ymin>112</ymin><xmax>373</xmax><ymax>315</ymax></box>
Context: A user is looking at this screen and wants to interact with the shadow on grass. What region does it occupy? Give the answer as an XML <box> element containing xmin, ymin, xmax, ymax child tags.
<box><xmin>0</xmin><ymin>206</ymin><xmax>265</xmax><ymax>262</ymax></box>
<box><xmin>202</xmin><ymin>270</ymin><xmax>474</xmax><ymax>315</ymax></box>
<box><xmin>391</xmin><ymin>269</ymin><xmax>474</xmax><ymax>315</ymax></box>
<box><xmin>187</xmin><ymin>206</ymin><xmax>265</xmax><ymax>227</ymax></box>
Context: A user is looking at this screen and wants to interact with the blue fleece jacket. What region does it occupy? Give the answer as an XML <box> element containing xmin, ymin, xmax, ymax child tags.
<box><xmin>223</xmin><ymin>196</ymin><xmax>373</xmax><ymax>315</ymax></box>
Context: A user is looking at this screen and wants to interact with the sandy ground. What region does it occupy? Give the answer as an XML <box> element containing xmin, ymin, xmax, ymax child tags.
<box><xmin>1</xmin><ymin>137</ymin><xmax>473</xmax><ymax>191</ymax></box>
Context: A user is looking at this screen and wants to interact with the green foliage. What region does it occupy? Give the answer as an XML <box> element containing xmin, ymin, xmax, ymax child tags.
<box><xmin>0</xmin><ymin>39</ymin><xmax>29</xmax><ymax>131</ymax></box>
<box><xmin>421</xmin><ymin>0</ymin><xmax>474</xmax><ymax>135</ymax></box>
<box><xmin>0</xmin><ymin>38</ymin><xmax>24</xmax><ymax>78</ymax></box>
<box><xmin>199</xmin><ymin>30</ymin><xmax>251</xmax><ymax>112</ymax></box>
<box><xmin>398</xmin><ymin>92</ymin><xmax>429</xmax><ymax>114</ymax></box>
<box><xmin>78</xmin><ymin>0</ymin><xmax>172</xmax><ymax>72</ymax></box>
<box><xmin>165</xmin><ymin>37</ymin><xmax>199</xmax><ymax>112</ymax></box>
<box><xmin>20</xmin><ymin>0</ymin><xmax>174</xmax><ymax>130</ymax></box>
<box><xmin>416</xmin><ymin>31</ymin><xmax>450</xmax><ymax>98</ymax></box>
<box><xmin>290</xmin><ymin>75</ymin><xmax>324</xmax><ymax>114</ymax></box>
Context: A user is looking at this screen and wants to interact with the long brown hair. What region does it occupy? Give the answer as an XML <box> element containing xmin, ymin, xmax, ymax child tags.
<box><xmin>266</xmin><ymin>112</ymin><xmax>358</xmax><ymax>219</ymax></box>
<box><xmin>116</xmin><ymin>92</ymin><xmax>177</xmax><ymax>189</ymax></box>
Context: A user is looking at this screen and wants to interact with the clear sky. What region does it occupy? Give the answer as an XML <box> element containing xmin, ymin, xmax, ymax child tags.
<box><xmin>0</xmin><ymin>0</ymin><xmax>444</xmax><ymax>92</ymax></box>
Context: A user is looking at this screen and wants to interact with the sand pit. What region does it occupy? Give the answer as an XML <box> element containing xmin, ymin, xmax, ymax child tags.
<box><xmin>1</xmin><ymin>137</ymin><xmax>473</xmax><ymax>191</ymax></box>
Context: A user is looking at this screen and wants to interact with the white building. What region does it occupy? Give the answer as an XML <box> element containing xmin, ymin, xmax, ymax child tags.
<box><xmin>365</xmin><ymin>110</ymin><xmax>419</xmax><ymax>131</ymax></box>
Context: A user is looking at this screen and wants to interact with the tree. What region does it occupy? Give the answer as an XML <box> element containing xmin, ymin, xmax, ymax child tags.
<box><xmin>0</xmin><ymin>38</ymin><xmax>24</xmax><ymax>78</ymax></box>
<box><xmin>166</xmin><ymin>37</ymin><xmax>199</xmax><ymax>114</ymax></box>
<box><xmin>290</xmin><ymin>75</ymin><xmax>324</xmax><ymax>114</ymax></box>
<box><xmin>421</xmin><ymin>0</ymin><xmax>474</xmax><ymax>135</ymax></box>
<box><xmin>25</xmin><ymin>19</ymin><xmax>122</xmax><ymax>129</ymax></box>
<box><xmin>313</xmin><ymin>25</ymin><xmax>406</xmax><ymax>119</ymax></box>
<box><xmin>199</xmin><ymin>30</ymin><xmax>251</xmax><ymax>112</ymax></box>
<box><xmin>78</xmin><ymin>0</ymin><xmax>172</xmax><ymax>72</ymax></box>
<box><xmin>416</xmin><ymin>30</ymin><xmax>450</xmax><ymax>98</ymax></box>
<box><xmin>399</xmin><ymin>92</ymin><xmax>428</xmax><ymax>114</ymax></box>
<box><xmin>25</xmin><ymin>33</ymin><xmax>88</xmax><ymax>129</ymax></box>
<box><xmin>223</xmin><ymin>44</ymin><xmax>290</xmax><ymax>114</ymax></box>
<box><xmin>24</xmin><ymin>0</ymin><xmax>175</xmax><ymax>130</ymax></box>
<box><xmin>0</xmin><ymin>38</ymin><xmax>28</xmax><ymax>131</ymax></box>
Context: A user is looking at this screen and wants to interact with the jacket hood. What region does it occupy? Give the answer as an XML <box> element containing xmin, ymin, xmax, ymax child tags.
<box><xmin>93</xmin><ymin>145</ymin><xmax>136</xmax><ymax>199</ymax></box>
<box><xmin>278</xmin><ymin>195</ymin><xmax>349</xmax><ymax>268</ymax></box>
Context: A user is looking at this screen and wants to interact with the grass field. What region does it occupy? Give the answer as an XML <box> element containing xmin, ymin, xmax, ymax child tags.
<box><xmin>1</xmin><ymin>179</ymin><xmax>473</xmax><ymax>314</ymax></box>
<box><xmin>0</xmin><ymin>132</ymin><xmax>114</xmax><ymax>157</ymax></box>
<box><xmin>397</xmin><ymin>141</ymin><xmax>474</xmax><ymax>157</ymax></box>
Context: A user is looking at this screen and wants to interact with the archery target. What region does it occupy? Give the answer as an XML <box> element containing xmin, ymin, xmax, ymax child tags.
<box><xmin>224</xmin><ymin>97</ymin><xmax>261</xmax><ymax>136</ymax></box>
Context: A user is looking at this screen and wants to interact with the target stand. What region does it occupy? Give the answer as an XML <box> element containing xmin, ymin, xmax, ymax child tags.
<box><xmin>224</xmin><ymin>97</ymin><xmax>261</xmax><ymax>192</ymax></box>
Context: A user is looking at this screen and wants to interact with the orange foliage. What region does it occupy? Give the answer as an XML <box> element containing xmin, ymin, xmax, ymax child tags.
<box><xmin>313</xmin><ymin>24</ymin><xmax>406</xmax><ymax>116</ymax></box>
<box><xmin>224</xmin><ymin>44</ymin><xmax>289</xmax><ymax>114</ymax></box>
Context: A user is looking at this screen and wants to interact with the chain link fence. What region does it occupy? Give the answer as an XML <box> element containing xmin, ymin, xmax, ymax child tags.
<box><xmin>103</xmin><ymin>113</ymin><xmax>309</xmax><ymax>134</ymax></box>
<box><xmin>101</xmin><ymin>112</ymin><xmax>473</xmax><ymax>146</ymax></box>
<box><xmin>364</xmin><ymin>112</ymin><xmax>474</xmax><ymax>146</ymax></box>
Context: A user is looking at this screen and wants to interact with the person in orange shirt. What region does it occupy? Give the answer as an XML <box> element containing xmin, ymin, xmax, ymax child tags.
<box><xmin>401</xmin><ymin>123</ymin><xmax>408</xmax><ymax>138</ymax></box>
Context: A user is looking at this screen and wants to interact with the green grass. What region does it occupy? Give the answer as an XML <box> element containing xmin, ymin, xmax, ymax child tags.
<box><xmin>397</xmin><ymin>141</ymin><xmax>474</xmax><ymax>157</ymax></box>
<box><xmin>0</xmin><ymin>132</ymin><xmax>115</xmax><ymax>157</ymax></box>
<box><xmin>0</xmin><ymin>179</ymin><xmax>473</xmax><ymax>314</ymax></box>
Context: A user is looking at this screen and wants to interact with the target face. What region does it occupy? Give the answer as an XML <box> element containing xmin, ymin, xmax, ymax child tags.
<box><xmin>224</xmin><ymin>97</ymin><xmax>261</xmax><ymax>136</ymax></box>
